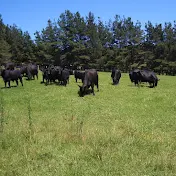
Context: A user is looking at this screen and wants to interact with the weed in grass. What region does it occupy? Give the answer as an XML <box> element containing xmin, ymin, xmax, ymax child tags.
<box><xmin>27</xmin><ymin>97</ymin><xmax>32</xmax><ymax>129</ymax></box>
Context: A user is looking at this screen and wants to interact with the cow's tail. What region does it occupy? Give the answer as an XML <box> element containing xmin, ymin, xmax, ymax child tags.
<box><xmin>155</xmin><ymin>80</ymin><xmax>158</xmax><ymax>87</ymax></box>
<box><xmin>27</xmin><ymin>68</ymin><xmax>32</xmax><ymax>80</ymax></box>
<box><xmin>96</xmin><ymin>74</ymin><xmax>99</xmax><ymax>91</ymax></box>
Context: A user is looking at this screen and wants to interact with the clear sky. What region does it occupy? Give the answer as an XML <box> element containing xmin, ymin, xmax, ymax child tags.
<box><xmin>0</xmin><ymin>0</ymin><xmax>175</xmax><ymax>39</ymax></box>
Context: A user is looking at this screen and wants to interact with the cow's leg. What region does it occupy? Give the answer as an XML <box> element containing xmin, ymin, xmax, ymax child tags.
<box><xmin>76</xmin><ymin>78</ymin><xmax>77</xmax><ymax>83</ymax></box>
<box><xmin>96</xmin><ymin>75</ymin><xmax>99</xmax><ymax>91</ymax></box>
<box><xmin>8</xmin><ymin>81</ymin><xmax>11</xmax><ymax>88</ymax></box>
<box><xmin>113</xmin><ymin>78</ymin><xmax>115</xmax><ymax>85</ymax></box>
<box><xmin>155</xmin><ymin>80</ymin><xmax>158</xmax><ymax>87</ymax></box>
<box><xmin>134</xmin><ymin>80</ymin><xmax>138</xmax><ymax>86</ymax></box>
<box><xmin>96</xmin><ymin>82</ymin><xmax>99</xmax><ymax>91</ymax></box>
<box><xmin>16</xmin><ymin>80</ymin><xmax>19</xmax><ymax>86</ymax></box>
<box><xmin>91</xmin><ymin>84</ymin><xmax>95</xmax><ymax>96</ymax></box>
<box><xmin>45</xmin><ymin>79</ymin><xmax>48</xmax><ymax>86</ymax></box>
<box><xmin>4</xmin><ymin>81</ymin><xmax>7</xmax><ymax>88</ymax></box>
<box><xmin>42</xmin><ymin>76</ymin><xmax>45</xmax><ymax>83</ymax></box>
<box><xmin>46</xmin><ymin>77</ymin><xmax>50</xmax><ymax>86</ymax></box>
<box><xmin>63</xmin><ymin>79</ymin><xmax>67</xmax><ymax>86</ymax></box>
<box><xmin>19</xmin><ymin>78</ymin><xmax>23</xmax><ymax>86</ymax></box>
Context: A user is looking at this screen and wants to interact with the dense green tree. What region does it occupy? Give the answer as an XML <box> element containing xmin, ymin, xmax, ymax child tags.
<box><xmin>0</xmin><ymin>11</ymin><xmax>176</xmax><ymax>75</ymax></box>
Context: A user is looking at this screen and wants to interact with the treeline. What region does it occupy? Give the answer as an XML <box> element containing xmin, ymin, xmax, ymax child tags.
<box><xmin>0</xmin><ymin>11</ymin><xmax>176</xmax><ymax>74</ymax></box>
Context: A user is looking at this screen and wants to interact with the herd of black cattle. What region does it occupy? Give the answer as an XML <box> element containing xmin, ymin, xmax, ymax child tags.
<box><xmin>0</xmin><ymin>62</ymin><xmax>159</xmax><ymax>97</ymax></box>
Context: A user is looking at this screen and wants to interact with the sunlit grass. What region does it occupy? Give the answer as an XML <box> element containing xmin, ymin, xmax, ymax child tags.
<box><xmin>0</xmin><ymin>72</ymin><xmax>176</xmax><ymax>175</ymax></box>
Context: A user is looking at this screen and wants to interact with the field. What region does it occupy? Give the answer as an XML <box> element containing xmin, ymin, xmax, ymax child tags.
<box><xmin>0</xmin><ymin>72</ymin><xmax>176</xmax><ymax>176</ymax></box>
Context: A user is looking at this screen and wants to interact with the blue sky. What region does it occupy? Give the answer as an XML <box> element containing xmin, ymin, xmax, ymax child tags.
<box><xmin>0</xmin><ymin>0</ymin><xmax>175</xmax><ymax>39</ymax></box>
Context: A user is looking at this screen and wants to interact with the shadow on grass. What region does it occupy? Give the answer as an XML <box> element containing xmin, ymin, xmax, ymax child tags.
<box><xmin>41</xmin><ymin>81</ymin><xmax>69</xmax><ymax>87</ymax></box>
<box><xmin>25</xmin><ymin>78</ymin><xmax>36</xmax><ymax>81</ymax></box>
<box><xmin>127</xmin><ymin>83</ymin><xmax>156</xmax><ymax>88</ymax></box>
<box><xmin>1</xmin><ymin>85</ymin><xmax>18</xmax><ymax>89</ymax></box>
<box><xmin>111</xmin><ymin>83</ymin><xmax>120</xmax><ymax>86</ymax></box>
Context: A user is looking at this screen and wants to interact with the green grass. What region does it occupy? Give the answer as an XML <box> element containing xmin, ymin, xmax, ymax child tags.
<box><xmin>0</xmin><ymin>72</ymin><xmax>176</xmax><ymax>176</ymax></box>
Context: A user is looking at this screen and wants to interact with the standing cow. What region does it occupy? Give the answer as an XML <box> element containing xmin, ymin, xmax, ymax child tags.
<box><xmin>27</xmin><ymin>64</ymin><xmax>38</xmax><ymax>80</ymax></box>
<box><xmin>61</xmin><ymin>68</ymin><xmax>70</xmax><ymax>86</ymax></box>
<box><xmin>132</xmin><ymin>69</ymin><xmax>159</xmax><ymax>87</ymax></box>
<box><xmin>74</xmin><ymin>70</ymin><xmax>85</xmax><ymax>83</ymax></box>
<box><xmin>129</xmin><ymin>69</ymin><xmax>140</xmax><ymax>83</ymax></box>
<box><xmin>1</xmin><ymin>69</ymin><xmax>23</xmax><ymax>88</ymax></box>
<box><xmin>78</xmin><ymin>69</ymin><xmax>99</xmax><ymax>97</ymax></box>
<box><xmin>20</xmin><ymin>63</ymin><xmax>38</xmax><ymax>80</ymax></box>
<box><xmin>111</xmin><ymin>69</ymin><xmax>121</xmax><ymax>85</ymax></box>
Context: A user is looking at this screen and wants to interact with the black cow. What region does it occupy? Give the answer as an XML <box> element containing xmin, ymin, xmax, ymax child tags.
<box><xmin>39</xmin><ymin>64</ymin><xmax>49</xmax><ymax>72</ymax></box>
<box><xmin>42</xmin><ymin>65</ymin><xmax>60</xmax><ymax>85</ymax></box>
<box><xmin>5</xmin><ymin>62</ymin><xmax>15</xmax><ymax>70</ymax></box>
<box><xmin>74</xmin><ymin>70</ymin><xmax>85</xmax><ymax>83</ymax></box>
<box><xmin>78</xmin><ymin>69</ymin><xmax>99</xmax><ymax>97</ymax></box>
<box><xmin>1</xmin><ymin>69</ymin><xmax>23</xmax><ymax>88</ymax></box>
<box><xmin>69</xmin><ymin>69</ymin><xmax>74</xmax><ymax>75</ymax></box>
<box><xmin>20</xmin><ymin>64</ymin><xmax>38</xmax><ymax>80</ymax></box>
<box><xmin>133</xmin><ymin>69</ymin><xmax>159</xmax><ymax>87</ymax></box>
<box><xmin>27</xmin><ymin>64</ymin><xmax>38</xmax><ymax>80</ymax></box>
<box><xmin>43</xmin><ymin>66</ymin><xmax>69</xmax><ymax>86</ymax></box>
<box><xmin>61</xmin><ymin>68</ymin><xmax>70</xmax><ymax>86</ymax></box>
<box><xmin>20</xmin><ymin>65</ymin><xmax>28</xmax><ymax>77</ymax></box>
<box><xmin>111</xmin><ymin>69</ymin><xmax>121</xmax><ymax>85</ymax></box>
<box><xmin>49</xmin><ymin>66</ymin><xmax>61</xmax><ymax>83</ymax></box>
<box><xmin>41</xmin><ymin>67</ymin><xmax>50</xmax><ymax>84</ymax></box>
<box><xmin>129</xmin><ymin>69</ymin><xmax>140</xmax><ymax>83</ymax></box>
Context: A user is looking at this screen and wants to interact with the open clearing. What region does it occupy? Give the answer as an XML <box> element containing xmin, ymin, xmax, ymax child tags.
<box><xmin>0</xmin><ymin>72</ymin><xmax>176</xmax><ymax>176</ymax></box>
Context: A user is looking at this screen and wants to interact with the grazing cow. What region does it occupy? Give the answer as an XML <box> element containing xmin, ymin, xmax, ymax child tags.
<box><xmin>74</xmin><ymin>70</ymin><xmax>85</xmax><ymax>83</ymax></box>
<box><xmin>111</xmin><ymin>69</ymin><xmax>121</xmax><ymax>85</ymax></box>
<box><xmin>133</xmin><ymin>69</ymin><xmax>159</xmax><ymax>87</ymax></box>
<box><xmin>78</xmin><ymin>69</ymin><xmax>99</xmax><ymax>97</ymax></box>
<box><xmin>1</xmin><ymin>69</ymin><xmax>23</xmax><ymax>88</ymax></box>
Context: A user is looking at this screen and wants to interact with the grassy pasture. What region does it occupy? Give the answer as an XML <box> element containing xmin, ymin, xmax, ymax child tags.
<box><xmin>0</xmin><ymin>72</ymin><xmax>176</xmax><ymax>176</ymax></box>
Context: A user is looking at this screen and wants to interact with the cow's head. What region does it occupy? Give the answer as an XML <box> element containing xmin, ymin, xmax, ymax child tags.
<box><xmin>78</xmin><ymin>85</ymin><xmax>86</xmax><ymax>97</ymax></box>
<box><xmin>113</xmin><ymin>78</ymin><xmax>118</xmax><ymax>85</ymax></box>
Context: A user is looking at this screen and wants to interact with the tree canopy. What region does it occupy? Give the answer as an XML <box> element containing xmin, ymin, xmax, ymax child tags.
<box><xmin>0</xmin><ymin>11</ymin><xmax>176</xmax><ymax>75</ymax></box>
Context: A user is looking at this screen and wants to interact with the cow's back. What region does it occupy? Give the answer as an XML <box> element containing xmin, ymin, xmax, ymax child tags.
<box><xmin>84</xmin><ymin>69</ymin><xmax>98</xmax><ymax>85</ymax></box>
<box><xmin>5</xmin><ymin>62</ymin><xmax>15</xmax><ymax>70</ymax></box>
<box><xmin>9</xmin><ymin>70</ymin><xmax>21</xmax><ymax>80</ymax></box>
<box><xmin>1</xmin><ymin>69</ymin><xmax>21</xmax><ymax>80</ymax></box>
